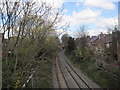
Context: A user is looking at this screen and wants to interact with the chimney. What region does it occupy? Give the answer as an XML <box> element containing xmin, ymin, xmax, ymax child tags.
<box><xmin>99</xmin><ymin>32</ymin><xmax>102</xmax><ymax>36</ymax></box>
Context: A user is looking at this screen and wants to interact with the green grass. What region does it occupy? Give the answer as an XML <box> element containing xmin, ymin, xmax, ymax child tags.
<box><xmin>66</xmin><ymin>54</ymin><xmax>120</xmax><ymax>88</ymax></box>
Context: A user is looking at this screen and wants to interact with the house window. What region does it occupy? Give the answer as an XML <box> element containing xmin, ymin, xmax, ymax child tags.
<box><xmin>106</xmin><ymin>44</ymin><xmax>110</xmax><ymax>48</ymax></box>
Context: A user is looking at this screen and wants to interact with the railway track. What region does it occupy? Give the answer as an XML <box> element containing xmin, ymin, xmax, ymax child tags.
<box><xmin>59</xmin><ymin>53</ymin><xmax>93</xmax><ymax>89</ymax></box>
<box><xmin>55</xmin><ymin>55</ymin><xmax>68</xmax><ymax>88</ymax></box>
<box><xmin>53</xmin><ymin>50</ymin><xmax>101</xmax><ymax>89</ymax></box>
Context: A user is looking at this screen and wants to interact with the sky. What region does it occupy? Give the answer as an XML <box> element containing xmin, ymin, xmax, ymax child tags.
<box><xmin>0</xmin><ymin>0</ymin><xmax>119</xmax><ymax>37</ymax></box>
<box><xmin>55</xmin><ymin>0</ymin><xmax>119</xmax><ymax>37</ymax></box>
<box><xmin>35</xmin><ymin>0</ymin><xmax>118</xmax><ymax>37</ymax></box>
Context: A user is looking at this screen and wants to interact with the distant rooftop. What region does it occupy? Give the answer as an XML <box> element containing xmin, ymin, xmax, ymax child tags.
<box><xmin>89</xmin><ymin>36</ymin><xmax>99</xmax><ymax>43</ymax></box>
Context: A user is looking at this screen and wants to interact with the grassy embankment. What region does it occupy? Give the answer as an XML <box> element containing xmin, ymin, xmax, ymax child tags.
<box><xmin>2</xmin><ymin>48</ymin><xmax>60</xmax><ymax>88</ymax></box>
<box><xmin>27</xmin><ymin>49</ymin><xmax>60</xmax><ymax>88</ymax></box>
<box><xmin>66</xmin><ymin>53</ymin><xmax>120</xmax><ymax>88</ymax></box>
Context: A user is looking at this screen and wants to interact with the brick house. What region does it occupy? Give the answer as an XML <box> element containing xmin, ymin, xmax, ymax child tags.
<box><xmin>96</xmin><ymin>33</ymin><xmax>106</xmax><ymax>54</ymax></box>
<box><xmin>104</xmin><ymin>34</ymin><xmax>112</xmax><ymax>48</ymax></box>
<box><xmin>88</xmin><ymin>33</ymin><xmax>112</xmax><ymax>56</ymax></box>
<box><xmin>75</xmin><ymin>36</ymin><xmax>90</xmax><ymax>50</ymax></box>
<box><xmin>88</xmin><ymin>36</ymin><xmax>99</xmax><ymax>51</ymax></box>
<box><xmin>88</xmin><ymin>33</ymin><xmax>105</xmax><ymax>55</ymax></box>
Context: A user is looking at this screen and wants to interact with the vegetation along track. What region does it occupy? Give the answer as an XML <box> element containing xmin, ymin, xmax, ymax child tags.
<box><xmin>53</xmin><ymin>50</ymin><xmax>101</xmax><ymax>89</ymax></box>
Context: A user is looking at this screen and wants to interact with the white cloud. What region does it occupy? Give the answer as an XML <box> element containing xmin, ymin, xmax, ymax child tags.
<box><xmin>76</xmin><ymin>2</ymin><xmax>80</xmax><ymax>7</ymax></box>
<box><xmin>86</xmin><ymin>17</ymin><xmax>118</xmax><ymax>36</ymax></box>
<box><xmin>87</xmin><ymin>29</ymin><xmax>108</xmax><ymax>36</ymax></box>
<box><xmin>1</xmin><ymin>0</ymin><xmax>116</xmax><ymax>37</ymax></box>
<box><xmin>73</xmin><ymin>8</ymin><xmax>100</xmax><ymax>19</ymax></box>
<box><xmin>61</xmin><ymin>8</ymin><xmax>101</xmax><ymax>26</ymax></box>
<box><xmin>58</xmin><ymin>16</ymin><xmax>117</xmax><ymax>36</ymax></box>
<box><xmin>63</xmin><ymin>0</ymin><xmax>119</xmax><ymax>2</ymax></box>
<box><xmin>33</xmin><ymin>0</ymin><xmax>117</xmax><ymax>37</ymax></box>
<box><xmin>32</xmin><ymin>0</ymin><xmax>64</xmax><ymax>8</ymax></box>
<box><xmin>63</xmin><ymin>9</ymin><xmax>68</xmax><ymax>13</ymax></box>
<box><xmin>96</xmin><ymin>17</ymin><xmax>118</xmax><ymax>28</ymax></box>
<box><xmin>48</xmin><ymin>0</ymin><xmax>63</xmax><ymax>8</ymax></box>
<box><xmin>0</xmin><ymin>0</ymin><xmax>64</xmax><ymax>9</ymax></box>
<box><xmin>60</xmin><ymin>7</ymin><xmax>117</xmax><ymax>36</ymax></box>
<box><xmin>84</xmin><ymin>0</ymin><xmax>115</xmax><ymax>10</ymax></box>
<box><xmin>32</xmin><ymin>0</ymin><xmax>115</xmax><ymax>9</ymax></box>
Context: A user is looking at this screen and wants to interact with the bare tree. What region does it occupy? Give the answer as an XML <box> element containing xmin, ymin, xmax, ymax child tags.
<box><xmin>75</xmin><ymin>25</ymin><xmax>89</xmax><ymax>49</ymax></box>
<box><xmin>1</xmin><ymin>0</ymin><xmax>67</xmax><ymax>88</ymax></box>
<box><xmin>61</xmin><ymin>33</ymin><xmax>69</xmax><ymax>48</ymax></box>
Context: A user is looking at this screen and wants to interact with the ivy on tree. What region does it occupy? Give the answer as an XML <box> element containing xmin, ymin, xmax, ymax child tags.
<box><xmin>66</xmin><ymin>37</ymin><xmax>76</xmax><ymax>54</ymax></box>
